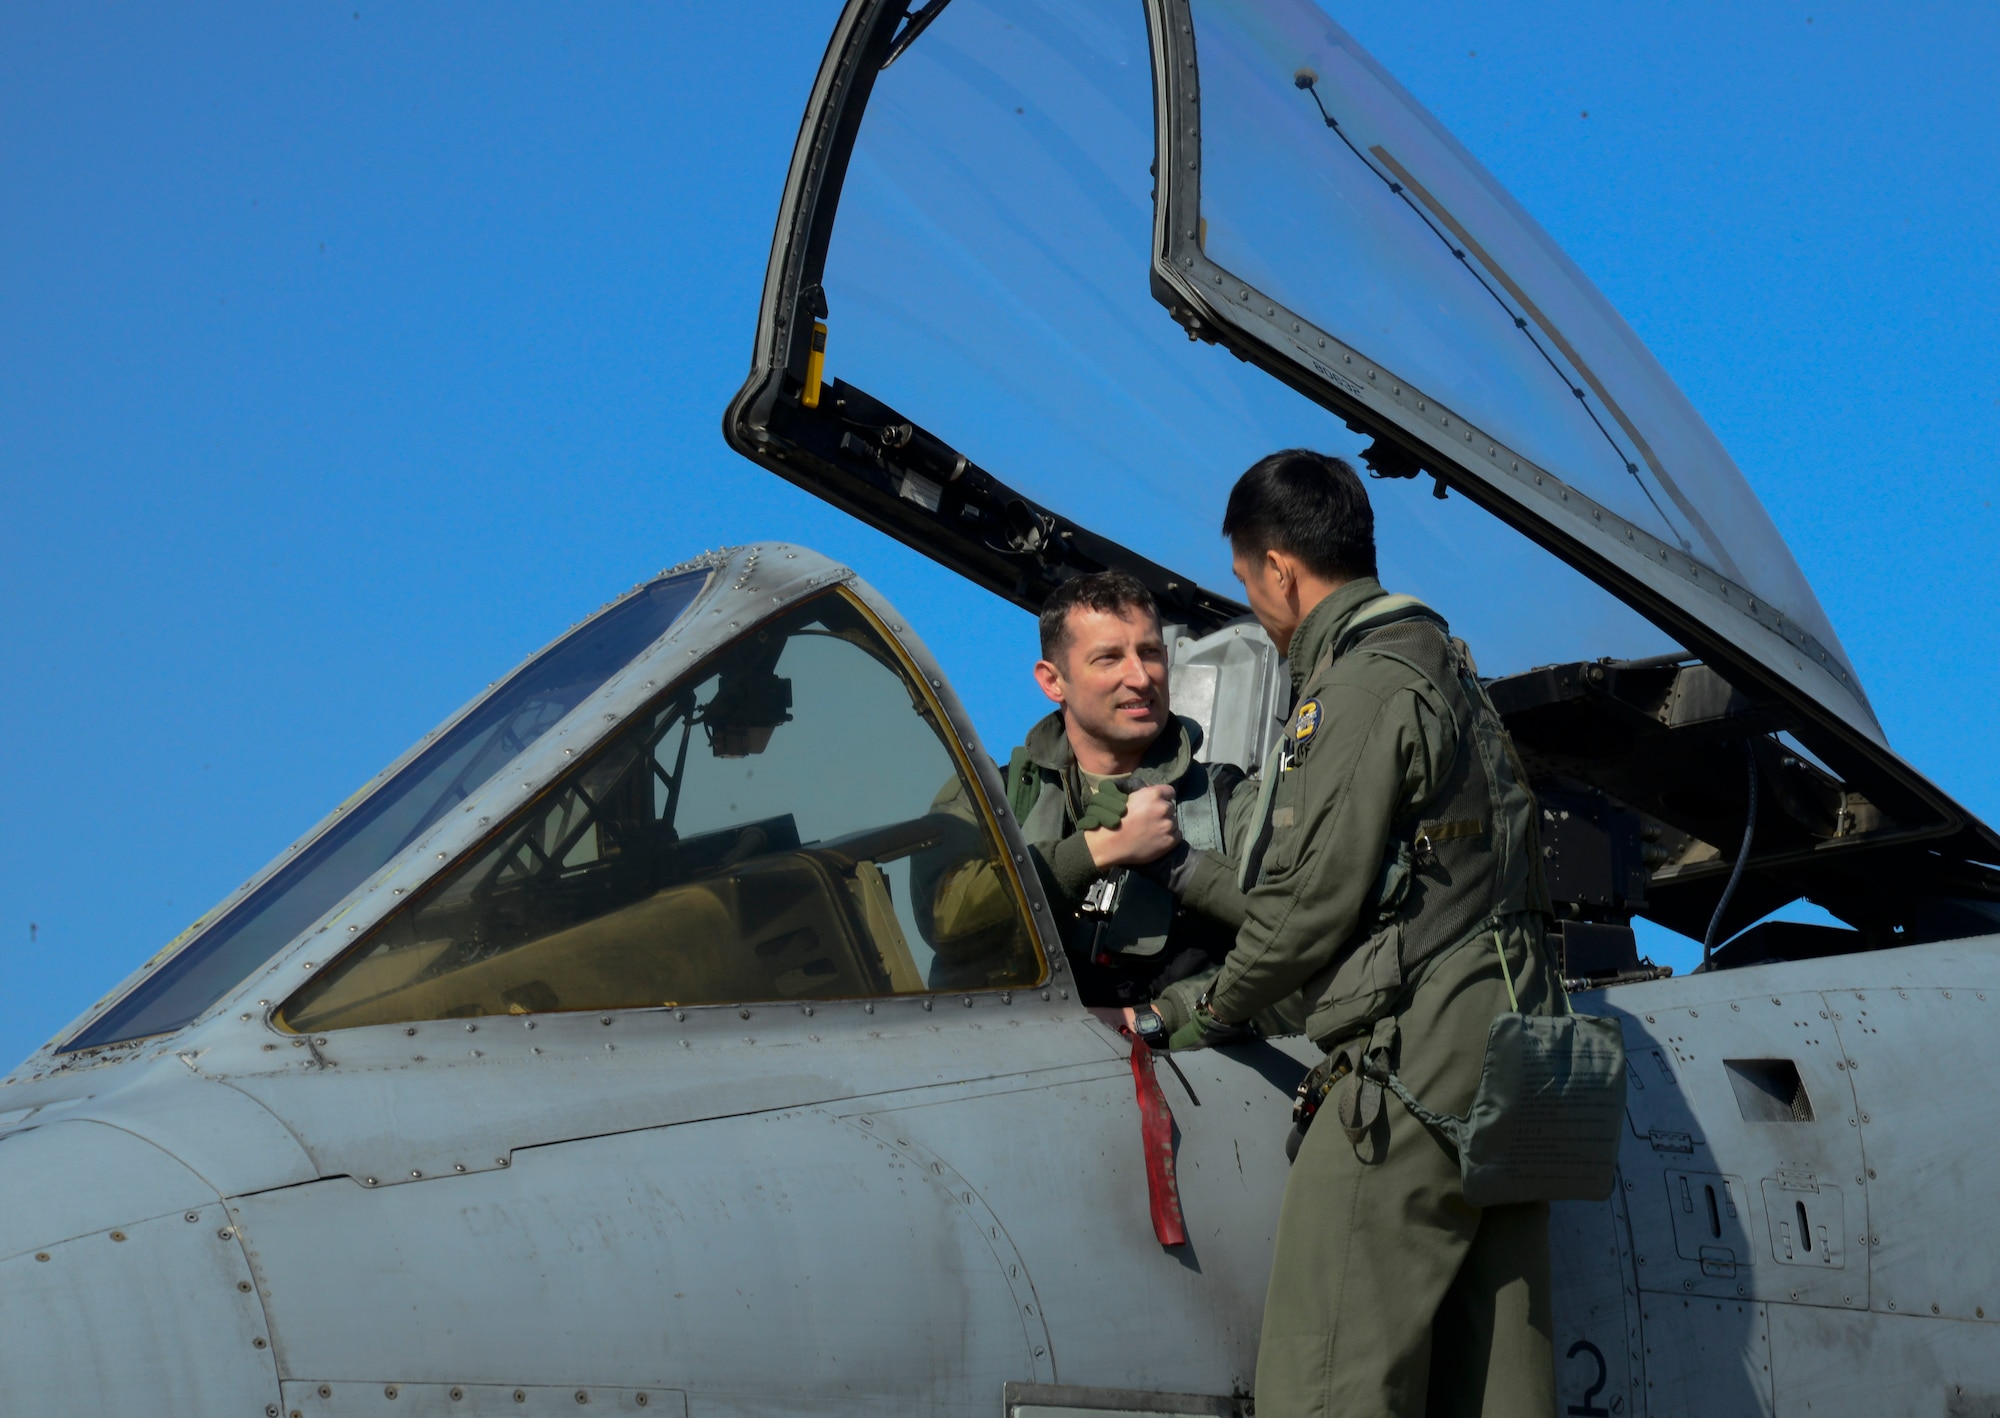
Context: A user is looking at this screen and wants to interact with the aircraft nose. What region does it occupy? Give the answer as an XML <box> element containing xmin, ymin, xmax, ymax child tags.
<box><xmin>0</xmin><ymin>1119</ymin><xmax>281</xmax><ymax>1413</ymax></box>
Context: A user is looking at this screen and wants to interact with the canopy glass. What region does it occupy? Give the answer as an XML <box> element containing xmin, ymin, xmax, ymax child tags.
<box><xmin>1187</xmin><ymin>0</ymin><xmax>1856</xmax><ymax>690</ymax></box>
<box><xmin>62</xmin><ymin>571</ymin><xmax>707</xmax><ymax>1052</ymax></box>
<box><xmin>817</xmin><ymin>0</ymin><xmax>1677</xmax><ymax>680</ymax></box>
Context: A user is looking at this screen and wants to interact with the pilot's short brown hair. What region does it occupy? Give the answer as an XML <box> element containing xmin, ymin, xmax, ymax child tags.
<box><xmin>1038</xmin><ymin>571</ymin><xmax>1159</xmax><ymax>664</ymax></box>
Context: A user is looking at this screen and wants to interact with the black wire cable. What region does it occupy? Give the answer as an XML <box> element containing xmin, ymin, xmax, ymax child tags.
<box><xmin>1702</xmin><ymin>743</ymin><xmax>1759</xmax><ymax>968</ymax></box>
<box><xmin>1294</xmin><ymin>74</ymin><xmax>1688</xmax><ymax>547</ymax></box>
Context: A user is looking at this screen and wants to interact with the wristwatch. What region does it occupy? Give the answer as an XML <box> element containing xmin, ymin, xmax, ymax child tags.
<box><xmin>1131</xmin><ymin>1006</ymin><xmax>1168</xmax><ymax>1049</ymax></box>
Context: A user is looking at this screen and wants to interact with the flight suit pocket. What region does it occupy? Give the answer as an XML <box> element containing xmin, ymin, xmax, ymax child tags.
<box><xmin>1311</xmin><ymin>918</ymin><xmax>1407</xmax><ymax>1043</ymax></box>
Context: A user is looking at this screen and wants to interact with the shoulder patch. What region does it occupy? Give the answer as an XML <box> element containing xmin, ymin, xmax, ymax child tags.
<box><xmin>1294</xmin><ymin>698</ymin><xmax>1322</xmax><ymax>744</ymax></box>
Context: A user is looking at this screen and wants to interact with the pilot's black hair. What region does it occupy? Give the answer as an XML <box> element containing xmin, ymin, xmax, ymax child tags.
<box><xmin>1038</xmin><ymin>570</ymin><xmax>1159</xmax><ymax>664</ymax></box>
<box><xmin>1222</xmin><ymin>448</ymin><xmax>1377</xmax><ymax>582</ymax></box>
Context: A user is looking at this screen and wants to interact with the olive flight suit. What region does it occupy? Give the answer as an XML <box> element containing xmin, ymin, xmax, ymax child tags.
<box><xmin>1000</xmin><ymin>710</ymin><xmax>1259</xmax><ymax>1008</ymax></box>
<box><xmin>1191</xmin><ymin>578</ymin><xmax>1557</xmax><ymax>1418</ymax></box>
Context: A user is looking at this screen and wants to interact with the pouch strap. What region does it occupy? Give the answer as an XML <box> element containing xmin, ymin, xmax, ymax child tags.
<box><xmin>1492</xmin><ymin>930</ymin><xmax>1520</xmax><ymax>1013</ymax></box>
<box><xmin>1364</xmin><ymin>1062</ymin><xmax>1471</xmax><ymax>1155</ymax></box>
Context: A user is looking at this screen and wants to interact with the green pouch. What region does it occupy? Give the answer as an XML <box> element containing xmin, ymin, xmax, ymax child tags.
<box><xmin>1369</xmin><ymin>934</ymin><xmax>1626</xmax><ymax>1208</ymax></box>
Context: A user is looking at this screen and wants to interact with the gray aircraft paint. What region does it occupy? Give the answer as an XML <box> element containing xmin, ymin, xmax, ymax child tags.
<box><xmin>8</xmin><ymin>2</ymin><xmax>2000</xmax><ymax>1414</ymax></box>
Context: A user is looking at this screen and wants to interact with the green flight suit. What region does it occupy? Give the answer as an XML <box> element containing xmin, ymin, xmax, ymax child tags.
<box><xmin>999</xmin><ymin>710</ymin><xmax>1261</xmax><ymax>1009</ymax></box>
<box><xmin>1191</xmin><ymin>578</ymin><xmax>1557</xmax><ymax>1418</ymax></box>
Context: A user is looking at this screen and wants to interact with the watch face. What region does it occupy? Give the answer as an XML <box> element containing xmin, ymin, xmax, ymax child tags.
<box><xmin>1136</xmin><ymin>1011</ymin><xmax>1164</xmax><ymax>1037</ymax></box>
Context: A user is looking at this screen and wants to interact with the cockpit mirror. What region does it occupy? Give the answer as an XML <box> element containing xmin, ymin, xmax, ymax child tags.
<box><xmin>703</xmin><ymin>665</ymin><xmax>794</xmax><ymax>758</ymax></box>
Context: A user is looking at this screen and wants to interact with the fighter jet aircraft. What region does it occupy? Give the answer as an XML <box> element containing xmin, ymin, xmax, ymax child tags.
<box><xmin>6</xmin><ymin>2</ymin><xmax>1998</xmax><ymax>1415</ymax></box>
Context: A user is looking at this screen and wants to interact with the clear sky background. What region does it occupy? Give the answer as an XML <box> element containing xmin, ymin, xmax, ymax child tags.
<box><xmin>3</xmin><ymin>2</ymin><xmax>1996</xmax><ymax>1068</ymax></box>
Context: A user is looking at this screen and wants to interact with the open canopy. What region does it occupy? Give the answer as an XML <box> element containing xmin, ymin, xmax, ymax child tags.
<box><xmin>727</xmin><ymin>0</ymin><xmax>2000</xmax><ymax>956</ymax></box>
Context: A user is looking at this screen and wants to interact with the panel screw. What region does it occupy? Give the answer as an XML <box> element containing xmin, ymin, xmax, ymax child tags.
<box><xmin>411</xmin><ymin>1171</ymin><xmax>422</xmax><ymax>1180</ymax></box>
<box><xmin>364</xmin><ymin>1177</ymin><xmax>378</xmax><ymax>1186</ymax></box>
<box><xmin>454</xmin><ymin>1164</ymin><xmax>466</xmax><ymax>1173</ymax></box>
<box><xmin>319</xmin><ymin>1386</ymin><xmax>332</xmax><ymax>1399</ymax></box>
<box><xmin>465</xmin><ymin>1023</ymin><xmax>477</xmax><ymax>1033</ymax></box>
<box><xmin>515</xmin><ymin>1394</ymin><xmax>527</xmax><ymax>1405</ymax></box>
<box><xmin>239</xmin><ymin>1281</ymin><xmax>253</xmax><ymax>1292</ymax></box>
<box><xmin>739</xmin><ymin>1008</ymin><xmax>752</xmax><ymax>1020</ymax></box>
<box><xmin>386</xmin><ymin>1386</ymin><xmax>398</xmax><ymax>1399</ymax></box>
<box><xmin>33</xmin><ymin>1253</ymin><xmax>48</xmax><ymax>1262</ymax></box>
<box><xmin>253</xmin><ymin>1336</ymin><xmax>267</xmax><ymax>1348</ymax></box>
<box><xmin>576</xmin><ymin>1392</ymin><xmax>590</xmax><ymax>1405</ymax></box>
<box><xmin>218</xmin><ymin>1228</ymin><xmax>235</xmax><ymax>1239</ymax></box>
<box><xmin>109</xmin><ymin>1231</ymin><xmax>126</xmax><ymax>1242</ymax></box>
<box><xmin>451</xmin><ymin>1388</ymin><xmax>464</xmax><ymax>1401</ymax></box>
<box><xmin>185</xmin><ymin>1211</ymin><xmax>199</xmax><ymax>1223</ymax></box>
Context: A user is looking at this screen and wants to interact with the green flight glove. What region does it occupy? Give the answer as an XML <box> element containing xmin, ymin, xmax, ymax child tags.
<box><xmin>1073</xmin><ymin>778</ymin><xmax>1130</xmax><ymax>833</ymax></box>
<box><xmin>1154</xmin><ymin>976</ymin><xmax>1256</xmax><ymax>1050</ymax></box>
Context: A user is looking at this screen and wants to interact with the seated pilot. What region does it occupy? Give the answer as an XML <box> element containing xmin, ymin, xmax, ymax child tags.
<box><xmin>922</xmin><ymin>572</ymin><xmax>1280</xmax><ymax>1026</ymax></box>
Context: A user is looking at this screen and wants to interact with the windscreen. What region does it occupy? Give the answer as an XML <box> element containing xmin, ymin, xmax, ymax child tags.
<box><xmin>817</xmin><ymin>0</ymin><xmax>1675</xmax><ymax>682</ymax></box>
<box><xmin>62</xmin><ymin>570</ymin><xmax>708</xmax><ymax>1052</ymax></box>
<box><xmin>1187</xmin><ymin>0</ymin><xmax>1855</xmax><ymax>689</ymax></box>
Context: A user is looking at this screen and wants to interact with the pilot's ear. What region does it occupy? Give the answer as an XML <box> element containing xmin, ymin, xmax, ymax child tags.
<box><xmin>1032</xmin><ymin>658</ymin><xmax>1067</xmax><ymax>706</ymax></box>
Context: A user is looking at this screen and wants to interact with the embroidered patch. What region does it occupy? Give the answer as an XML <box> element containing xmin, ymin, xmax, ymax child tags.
<box><xmin>1294</xmin><ymin>698</ymin><xmax>1323</xmax><ymax>744</ymax></box>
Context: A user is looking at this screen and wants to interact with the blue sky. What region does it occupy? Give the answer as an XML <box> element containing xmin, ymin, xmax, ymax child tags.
<box><xmin>3</xmin><ymin>2</ymin><xmax>1996</xmax><ymax>1066</ymax></box>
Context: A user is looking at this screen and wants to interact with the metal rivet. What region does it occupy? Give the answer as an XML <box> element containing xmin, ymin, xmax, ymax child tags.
<box><xmin>240</xmin><ymin>1281</ymin><xmax>253</xmax><ymax>1292</ymax></box>
<box><xmin>923</xmin><ymin>999</ymin><xmax>934</xmax><ymax>1011</ymax></box>
<box><xmin>516</xmin><ymin>1394</ymin><xmax>527</xmax><ymax>1405</ymax></box>
<box><xmin>253</xmin><ymin>1336</ymin><xmax>268</xmax><ymax>1348</ymax></box>
<box><xmin>464</xmin><ymin>1023</ymin><xmax>477</xmax><ymax>1033</ymax></box>
<box><xmin>962</xmin><ymin>997</ymin><xmax>973</xmax><ymax>1008</ymax></box>
<box><xmin>452</xmin><ymin>1389</ymin><xmax>464</xmax><ymax>1401</ymax></box>
<box><xmin>109</xmin><ymin>1231</ymin><xmax>126</xmax><ymax>1242</ymax></box>
<box><xmin>739</xmin><ymin>1008</ymin><xmax>751</xmax><ymax>1020</ymax></box>
<box><xmin>185</xmin><ymin>1211</ymin><xmax>199</xmax><ymax>1223</ymax></box>
<box><xmin>576</xmin><ymin>1393</ymin><xmax>589</xmax><ymax>1405</ymax></box>
<box><xmin>411</xmin><ymin>1171</ymin><xmax>422</xmax><ymax>1179</ymax></box>
<box><xmin>386</xmin><ymin>1387</ymin><xmax>398</xmax><ymax>1399</ymax></box>
<box><xmin>365</xmin><ymin>1177</ymin><xmax>378</xmax><ymax>1186</ymax></box>
<box><xmin>600</xmin><ymin>1016</ymin><xmax>613</xmax><ymax>1026</ymax></box>
<box><xmin>802</xmin><ymin>1005</ymin><xmax>813</xmax><ymax>1016</ymax></box>
<box><xmin>33</xmin><ymin>1253</ymin><xmax>48</xmax><ymax>1263</ymax></box>
<box><xmin>319</xmin><ymin>1386</ymin><xmax>333</xmax><ymax>1399</ymax></box>
<box><xmin>405</xmin><ymin>1027</ymin><xmax>418</xmax><ymax>1036</ymax></box>
<box><xmin>864</xmin><ymin>1002</ymin><xmax>874</xmax><ymax>1014</ymax></box>
<box><xmin>218</xmin><ymin>1228</ymin><xmax>234</xmax><ymax>1239</ymax></box>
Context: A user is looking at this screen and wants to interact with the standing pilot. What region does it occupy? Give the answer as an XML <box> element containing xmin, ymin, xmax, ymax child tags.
<box><xmin>1156</xmin><ymin>450</ymin><xmax>1557</xmax><ymax>1416</ymax></box>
